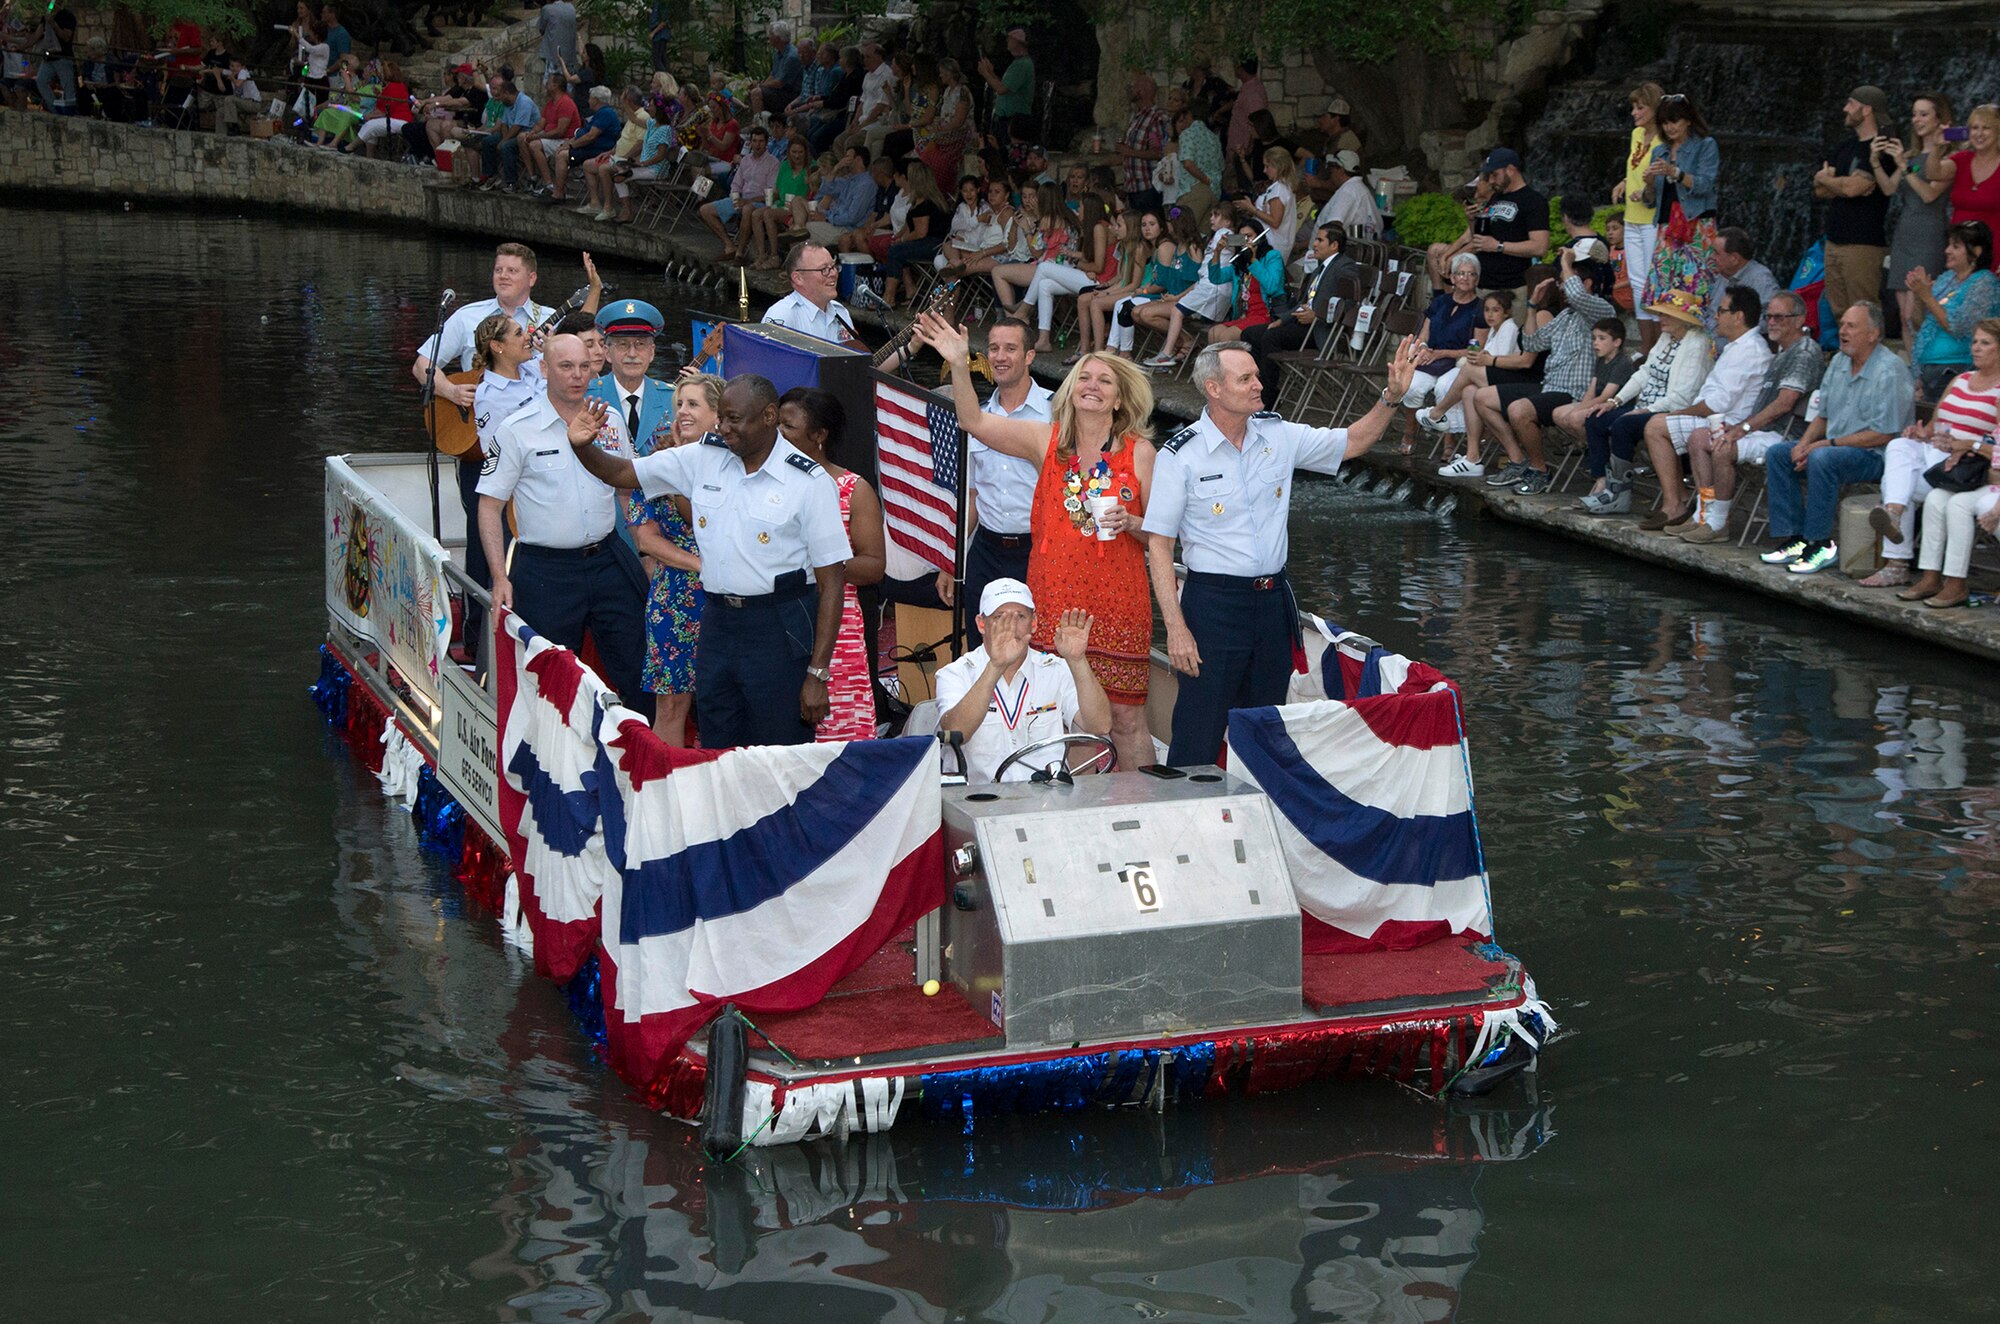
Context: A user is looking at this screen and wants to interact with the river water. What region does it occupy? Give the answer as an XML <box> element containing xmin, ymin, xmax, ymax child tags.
<box><xmin>6</xmin><ymin>207</ymin><xmax>1997</xmax><ymax>1323</ymax></box>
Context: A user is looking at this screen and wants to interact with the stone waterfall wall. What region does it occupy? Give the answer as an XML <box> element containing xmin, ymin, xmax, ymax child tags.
<box><xmin>1092</xmin><ymin>0</ymin><xmax>1610</xmax><ymax>187</ymax></box>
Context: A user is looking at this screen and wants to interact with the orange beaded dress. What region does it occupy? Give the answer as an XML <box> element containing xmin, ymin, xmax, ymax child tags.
<box><xmin>1025</xmin><ymin>423</ymin><xmax>1151</xmax><ymax>705</ymax></box>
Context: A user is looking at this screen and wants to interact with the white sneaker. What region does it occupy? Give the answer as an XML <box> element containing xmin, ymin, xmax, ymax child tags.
<box><xmin>1141</xmin><ymin>352</ymin><xmax>1178</xmax><ymax>370</ymax></box>
<box><xmin>1437</xmin><ymin>456</ymin><xmax>1485</xmax><ymax>479</ymax></box>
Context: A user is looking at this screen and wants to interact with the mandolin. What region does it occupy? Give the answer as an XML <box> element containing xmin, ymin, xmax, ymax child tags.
<box><xmin>428</xmin><ymin>286</ymin><xmax>593</xmax><ymax>456</ymax></box>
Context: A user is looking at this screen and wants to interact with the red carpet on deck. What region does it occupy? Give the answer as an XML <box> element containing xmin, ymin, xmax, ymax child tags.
<box><xmin>1301</xmin><ymin>939</ymin><xmax>1509</xmax><ymax>1012</ymax></box>
<box><xmin>745</xmin><ymin>935</ymin><xmax>1509</xmax><ymax>1065</ymax></box>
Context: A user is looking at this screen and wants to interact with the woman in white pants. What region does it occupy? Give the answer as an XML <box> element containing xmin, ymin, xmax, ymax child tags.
<box><xmin>1902</xmin><ymin>481</ymin><xmax>2000</xmax><ymax>608</ymax></box>
<box><xmin>1864</xmin><ymin>327</ymin><xmax>2000</xmax><ymax>586</ymax></box>
<box><xmin>1020</xmin><ymin>194</ymin><xmax>1113</xmax><ymax>353</ymax></box>
<box><xmin>1613</xmin><ymin>82</ymin><xmax>1664</xmax><ymax>352</ymax></box>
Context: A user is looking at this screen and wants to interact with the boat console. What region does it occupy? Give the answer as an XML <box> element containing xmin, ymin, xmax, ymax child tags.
<box><xmin>934</xmin><ymin>769</ymin><xmax>1303</xmax><ymax>1048</ymax></box>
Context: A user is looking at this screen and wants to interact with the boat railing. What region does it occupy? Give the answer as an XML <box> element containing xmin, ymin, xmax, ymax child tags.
<box><xmin>326</xmin><ymin>453</ymin><xmax>503</xmax><ymax>843</ymax></box>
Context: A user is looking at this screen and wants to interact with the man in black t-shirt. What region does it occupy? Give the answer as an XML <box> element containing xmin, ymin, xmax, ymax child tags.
<box><xmin>1814</xmin><ymin>86</ymin><xmax>1893</xmax><ymax>318</ymax></box>
<box><xmin>1428</xmin><ymin>148</ymin><xmax>1550</xmax><ymax>306</ymax></box>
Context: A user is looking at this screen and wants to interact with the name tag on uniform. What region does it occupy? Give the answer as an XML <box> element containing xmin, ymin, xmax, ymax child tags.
<box><xmin>701</xmin><ymin>483</ymin><xmax>722</xmax><ymax>494</ymax></box>
<box><xmin>1199</xmin><ymin>473</ymin><xmax>1224</xmax><ymax>482</ymax></box>
<box><xmin>533</xmin><ymin>449</ymin><xmax>560</xmax><ymax>457</ymax></box>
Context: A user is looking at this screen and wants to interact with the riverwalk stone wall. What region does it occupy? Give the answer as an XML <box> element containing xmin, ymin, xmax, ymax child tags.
<box><xmin>0</xmin><ymin>110</ymin><xmax>687</xmax><ymax>267</ymax></box>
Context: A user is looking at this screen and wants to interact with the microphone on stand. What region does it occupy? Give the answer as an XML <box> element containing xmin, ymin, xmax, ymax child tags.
<box><xmin>439</xmin><ymin>287</ymin><xmax>457</xmax><ymax>309</ymax></box>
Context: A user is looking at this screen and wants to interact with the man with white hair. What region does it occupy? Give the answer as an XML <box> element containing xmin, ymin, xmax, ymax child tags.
<box><xmin>1758</xmin><ymin>300</ymin><xmax>1911</xmax><ymax>575</ymax></box>
<box><xmin>933</xmin><ymin>580</ymin><xmax>1111</xmax><ymax>783</ymax></box>
<box><xmin>749</xmin><ymin>20</ymin><xmax>803</xmax><ymax>120</ymax></box>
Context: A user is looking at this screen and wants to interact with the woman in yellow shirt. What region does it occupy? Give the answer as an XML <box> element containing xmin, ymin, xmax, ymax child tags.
<box><xmin>1611</xmin><ymin>81</ymin><xmax>1663</xmax><ymax>352</ymax></box>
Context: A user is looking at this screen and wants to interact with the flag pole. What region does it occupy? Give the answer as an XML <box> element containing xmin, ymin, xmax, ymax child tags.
<box><xmin>950</xmin><ymin>386</ymin><xmax>970</xmax><ymax>653</ymax></box>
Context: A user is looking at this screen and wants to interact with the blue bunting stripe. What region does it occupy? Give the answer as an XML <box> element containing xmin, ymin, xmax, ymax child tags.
<box><xmin>309</xmin><ymin>644</ymin><xmax>352</xmax><ymax>726</ymax></box>
<box><xmin>618</xmin><ymin>737</ymin><xmax>934</xmax><ymax>941</ymax></box>
<box><xmin>505</xmin><ymin>740</ymin><xmax>602</xmax><ymax>858</ymax></box>
<box><xmin>565</xmin><ymin>954</ymin><xmax>609</xmax><ymax>1053</ymax></box>
<box><xmin>1228</xmin><ymin>708</ymin><xmax>1480</xmax><ymax>885</ymax></box>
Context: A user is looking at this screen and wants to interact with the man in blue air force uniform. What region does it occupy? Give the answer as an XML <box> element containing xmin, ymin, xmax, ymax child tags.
<box><xmin>564</xmin><ymin>374</ymin><xmax>852</xmax><ymax>747</ymax></box>
<box><xmin>1143</xmin><ymin>336</ymin><xmax>1419</xmax><ymax>767</ymax></box>
<box><xmin>587</xmin><ymin>298</ymin><xmax>674</xmax><ymax>450</ymax></box>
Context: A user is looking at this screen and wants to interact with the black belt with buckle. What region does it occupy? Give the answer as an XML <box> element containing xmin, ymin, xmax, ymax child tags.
<box><xmin>710</xmin><ymin>570</ymin><xmax>813</xmax><ymax>610</ymax></box>
<box><xmin>1186</xmin><ymin>570</ymin><xmax>1287</xmax><ymax>591</ymax></box>
<box><xmin>977</xmin><ymin>529</ymin><xmax>1032</xmax><ymax>549</ymax></box>
<box><xmin>517</xmin><ymin>533</ymin><xmax>619</xmax><ymax>559</ymax></box>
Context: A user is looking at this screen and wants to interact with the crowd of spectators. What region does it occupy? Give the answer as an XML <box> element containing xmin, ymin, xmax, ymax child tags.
<box><xmin>8</xmin><ymin>7</ymin><xmax>1993</xmax><ymax>597</ymax></box>
<box><xmin>1402</xmin><ymin>80</ymin><xmax>1999</xmax><ymax>594</ymax></box>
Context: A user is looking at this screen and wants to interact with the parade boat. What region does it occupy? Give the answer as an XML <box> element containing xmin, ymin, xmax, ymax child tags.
<box><xmin>317</xmin><ymin>444</ymin><xmax>1557</xmax><ymax>1151</ymax></box>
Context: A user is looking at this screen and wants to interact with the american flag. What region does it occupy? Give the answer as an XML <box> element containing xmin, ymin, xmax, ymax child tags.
<box><xmin>875</xmin><ymin>378</ymin><xmax>962</xmax><ymax>580</ymax></box>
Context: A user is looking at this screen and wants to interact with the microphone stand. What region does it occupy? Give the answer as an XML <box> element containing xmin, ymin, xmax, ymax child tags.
<box><xmin>421</xmin><ymin>291</ymin><xmax>456</xmax><ymax>541</ymax></box>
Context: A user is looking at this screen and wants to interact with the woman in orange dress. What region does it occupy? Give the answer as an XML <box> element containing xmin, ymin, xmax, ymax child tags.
<box><xmin>917</xmin><ymin>312</ymin><xmax>1158</xmax><ymax>771</ymax></box>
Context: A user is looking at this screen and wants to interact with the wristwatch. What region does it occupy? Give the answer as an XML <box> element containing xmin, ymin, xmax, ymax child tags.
<box><xmin>806</xmin><ymin>665</ymin><xmax>832</xmax><ymax>683</ymax></box>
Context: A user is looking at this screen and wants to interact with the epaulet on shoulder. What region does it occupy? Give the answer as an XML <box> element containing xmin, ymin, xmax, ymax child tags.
<box><xmin>785</xmin><ymin>450</ymin><xmax>823</xmax><ymax>475</ymax></box>
<box><xmin>1250</xmin><ymin>410</ymin><xmax>1283</xmax><ymax>422</ymax></box>
<box><xmin>1160</xmin><ymin>424</ymin><xmax>1198</xmax><ymax>454</ymax></box>
<box><xmin>700</xmin><ymin>430</ymin><xmax>729</xmax><ymax>447</ymax></box>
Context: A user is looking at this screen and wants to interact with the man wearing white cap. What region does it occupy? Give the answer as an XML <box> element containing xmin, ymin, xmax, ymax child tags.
<box><xmin>933</xmin><ymin>580</ymin><xmax>1111</xmax><ymax>783</ymax></box>
<box><xmin>1314</xmin><ymin>148</ymin><xmax>1380</xmax><ymax>239</ymax></box>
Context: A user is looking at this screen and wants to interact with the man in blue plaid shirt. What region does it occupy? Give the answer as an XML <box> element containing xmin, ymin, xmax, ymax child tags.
<box><xmin>1467</xmin><ymin>241</ymin><xmax>1618</xmax><ymax>494</ymax></box>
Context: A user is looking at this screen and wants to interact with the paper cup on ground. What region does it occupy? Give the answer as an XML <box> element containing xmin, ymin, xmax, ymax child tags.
<box><xmin>1088</xmin><ymin>496</ymin><xmax>1119</xmax><ymax>540</ymax></box>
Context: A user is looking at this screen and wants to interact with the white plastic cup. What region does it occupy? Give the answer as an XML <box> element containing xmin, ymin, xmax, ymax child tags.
<box><xmin>1088</xmin><ymin>495</ymin><xmax>1119</xmax><ymax>540</ymax></box>
<box><xmin>764</xmin><ymin>187</ymin><xmax>775</xmax><ymax>206</ymax></box>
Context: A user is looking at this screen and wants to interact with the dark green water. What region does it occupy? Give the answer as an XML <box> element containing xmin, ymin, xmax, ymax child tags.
<box><xmin>5</xmin><ymin>207</ymin><xmax>1997</xmax><ymax>1323</ymax></box>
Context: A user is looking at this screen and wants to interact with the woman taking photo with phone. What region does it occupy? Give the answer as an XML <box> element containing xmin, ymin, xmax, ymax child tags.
<box><xmin>1877</xmin><ymin>92</ymin><xmax>1956</xmax><ymax>331</ymax></box>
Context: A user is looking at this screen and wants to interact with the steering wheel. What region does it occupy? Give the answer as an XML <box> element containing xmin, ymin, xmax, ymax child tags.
<box><xmin>993</xmin><ymin>733</ymin><xmax>1118</xmax><ymax>783</ymax></box>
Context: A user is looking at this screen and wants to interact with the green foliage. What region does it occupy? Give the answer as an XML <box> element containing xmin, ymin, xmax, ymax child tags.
<box><xmin>1392</xmin><ymin>192</ymin><xmax>1464</xmax><ymax>248</ymax></box>
<box><xmin>111</xmin><ymin>0</ymin><xmax>258</xmax><ymax>38</ymax></box>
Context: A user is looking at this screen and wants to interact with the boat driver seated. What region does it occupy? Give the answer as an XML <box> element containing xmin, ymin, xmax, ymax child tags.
<box><xmin>933</xmin><ymin>579</ymin><xmax>1112</xmax><ymax>782</ymax></box>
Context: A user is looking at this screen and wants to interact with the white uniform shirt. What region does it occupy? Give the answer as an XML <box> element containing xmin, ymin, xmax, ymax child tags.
<box><xmin>631</xmin><ymin>434</ymin><xmax>851</xmax><ymax>596</ymax></box>
<box><xmin>476</xmin><ymin>394</ymin><xmax>630</xmax><ymax>548</ymax></box>
<box><xmin>933</xmin><ymin>647</ymin><xmax>1082</xmax><ymax>784</ymax></box>
<box><xmin>1141</xmin><ymin>408</ymin><xmax>1349</xmax><ymax>576</ymax></box>
<box><xmin>969</xmin><ymin>381</ymin><xmax>1053</xmax><ymax>535</ymax></box>
<box><xmin>473</xmin><ymin>362</ymin><xmax>545</xmax><ymax>458</ymax></box>
<box><xmin>419</xmin><ymin>296</ymin><xmax>554</xmax><ymax>370</ymax></box>
<box><xmin>762</xmin><ymin>290</ymin><xmax>857</xmax><ymax>346</ymax></box>
<box><xmin>1694</xmin><ymin>328</ymin><xmax>1774</xmax><ymax>425</ymax></box>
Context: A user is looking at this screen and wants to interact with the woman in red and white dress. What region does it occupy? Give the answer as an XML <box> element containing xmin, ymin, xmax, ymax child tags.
<box><xmin>779</xmin><ymin>387</ymin><xmax>885</xmax><ymax>741</ymax></box>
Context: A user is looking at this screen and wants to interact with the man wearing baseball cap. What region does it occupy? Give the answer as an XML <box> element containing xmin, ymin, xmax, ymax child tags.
<box><xmin>1425</xmin><ymin>146</ymin><xmax>1549</xmax><ymax>308</ymax></box>
<box><xmin>933</xmin><ymin>580</ymin><xmax>1111</xmax><ymax>783</ymax></box>
<box><xmin>977</xmin><ymin>26</ymin><xmax>1035</xmax><ymax>152</ymax></box>
<box><xmin>1318</xmin><ymin>98</ymin><xmax>1361</xmax><ymax>167</ymax></box>
<box><xmin>1814</xmin><ymin>86</ymin><xmax>1894</xmax><ymax>319</ymax></box>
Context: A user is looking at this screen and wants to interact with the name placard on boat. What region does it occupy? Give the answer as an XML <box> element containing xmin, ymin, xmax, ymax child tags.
<box><xmin>439</xmin><ymin>661</ymin><xmax>502</xmax><ymax>844</ymax></box>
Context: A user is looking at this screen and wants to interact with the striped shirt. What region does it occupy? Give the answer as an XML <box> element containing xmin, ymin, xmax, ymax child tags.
<box><xmin>1931</xmin><ymin>373</ymin><xmax>2000</xmax><ymax>440</ymax></box>
<box><xmin>1521</xmin><ymin>275</ymin><xmax>1617</xmax><ymax>399</ymax></box>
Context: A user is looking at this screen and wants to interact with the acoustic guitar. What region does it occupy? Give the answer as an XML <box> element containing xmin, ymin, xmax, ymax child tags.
<box><xmin>427</xmin><ymin>286</ymin><xmax>593</xmax><ymax>457</ymax></box>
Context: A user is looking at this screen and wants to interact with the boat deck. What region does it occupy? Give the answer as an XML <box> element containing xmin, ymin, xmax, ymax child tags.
<box><xmin>744</xmin><ymin>932</ymin><xmax>1522</xmax><ymax>1072</ymax></box>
